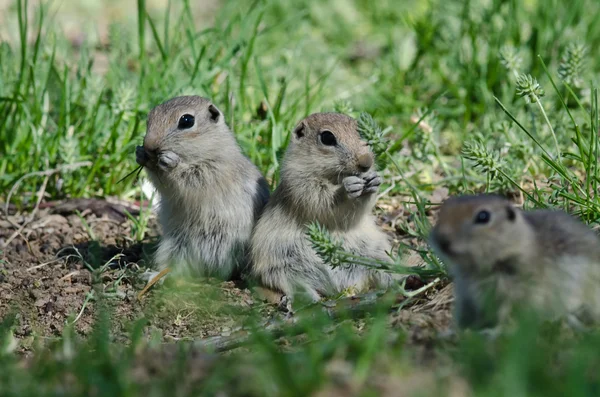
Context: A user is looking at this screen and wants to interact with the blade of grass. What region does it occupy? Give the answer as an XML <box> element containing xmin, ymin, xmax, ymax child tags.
<box><xmin>537</xmin><ymin>55</ymin><xmax>584</xmax><ymax>159</ymax></box>
<box><xmin>146</xmin><ymin>11</ymin><xmax>167</xmax><ymax>62</ymax></box>
<box><xmin>137</xmin><ymin>0</ymin><xmax>147</xmax><ymax>78</ymax></box>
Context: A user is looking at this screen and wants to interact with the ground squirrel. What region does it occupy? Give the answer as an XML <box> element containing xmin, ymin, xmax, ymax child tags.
<box><xmin>136</xmin><ymin>95</ymin><xmax>270</xmax><ymax>279</ymax></box>
<box><xmin>250</xmin><ymin>112</ymin><xmax>394</xmax><ymax>301</ymax></box>
<box><xmin>429</xmin><ymin>194</ymin><xmax>600</xmax><ymax>329</ymax></box>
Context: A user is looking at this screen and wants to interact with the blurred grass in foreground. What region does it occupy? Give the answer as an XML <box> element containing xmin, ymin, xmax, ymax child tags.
<box><xmin>1</xmin><ymin>0</ymin><xmax>600</xmax><ymax>395</ymax></box>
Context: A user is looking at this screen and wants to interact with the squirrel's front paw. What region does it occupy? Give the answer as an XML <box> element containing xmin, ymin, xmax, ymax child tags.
<box><xmin>157</xmin><ymin>151</ymin><xmax>180</xmax><ymax>171</ymax></box>
<box><xmin>343</xmin><ymin>176</ymin><xmax>366</xmax><ymax>198</ymax></box>
<box><xmin>361</xmin><ymin>170</ymin><xmax>382</xmax><ymax>194</ymax></box>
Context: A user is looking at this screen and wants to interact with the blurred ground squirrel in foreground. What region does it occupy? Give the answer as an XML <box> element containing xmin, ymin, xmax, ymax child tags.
<box><xmin>136</xmin><ymin>95</ymin><xmax>270</xmax><ymax>279</ymax></box>
<box><xmin>430</xmin><ymin>194</ymin><xmax>600</xmax><ymax>329</ymax></box>
<box><xmin>250</xmin><ymin>112</ymin><xmax>395</xmax><ymax>301</ymax></box>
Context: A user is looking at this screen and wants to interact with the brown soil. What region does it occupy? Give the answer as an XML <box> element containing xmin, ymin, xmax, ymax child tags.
<box><xmin>0</xmin><ymin>198</ymin><xmax>259</xmax><ymax>352</ymax></box>
<box><xmin>0</xmin><ymin>197</ymin><xmax>453</xmax><ymax>355</ymax></box>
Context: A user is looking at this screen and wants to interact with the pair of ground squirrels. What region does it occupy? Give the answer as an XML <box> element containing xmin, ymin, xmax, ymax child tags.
<box><xmin>136</xmin><ymin>96</ymin><xmax>393</xmax><ymax>299</ymax></box>
<box><xmin>430</xmin><ymin>194</ymin><xmax>600</xmax><ymax>329</ymax></box>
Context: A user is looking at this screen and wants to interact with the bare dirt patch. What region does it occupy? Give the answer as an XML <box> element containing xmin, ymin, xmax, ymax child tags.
<box><xmin>1</xmin><ymin>197</ymin><xmax>453</xmax><ymax>357</ymax></box>
<box><xmin>0</xmin><ymin>198</ymin><xmax>260</xmax><ymax>351</ymax></box>
<box><xmin>1</xmin><ymin>199</ymin><xmax>149</xmax><ymax>344</ymax></box>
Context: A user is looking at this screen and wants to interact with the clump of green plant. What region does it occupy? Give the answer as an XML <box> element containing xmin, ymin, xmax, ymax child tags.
<box><xmin>558</xmin><ymin>43</ymin><xmax>587</xmax><ymax>89</ymax></box>
<box><xmin>357</xmin><ymin>112</ymin><xmax>389</xmax><ymax>160</ymax></box>
<box><xmin>306</xmin><ymin>221</ymin><xmax>445</xmax><ymax>280</ymax></box>
<box><xmin>499</xmin><ymin>44</ymin><xmax>523</xmax><ymax>79</ymax></box>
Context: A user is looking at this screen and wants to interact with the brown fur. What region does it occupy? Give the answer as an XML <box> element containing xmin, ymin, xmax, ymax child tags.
<box><xmin>250</xmin><ymin>112</ymin><xmax>395</xmax><ymax>301</ymax></box>
<box><xmin>430</xmin><ymin>194</ymin><xmax>600</xmax><ymax>328</ymax></box>
<box><xmin>137</xmin><ymin>96</ymin><xmax>270</xmax><ymax>279</ymax></box>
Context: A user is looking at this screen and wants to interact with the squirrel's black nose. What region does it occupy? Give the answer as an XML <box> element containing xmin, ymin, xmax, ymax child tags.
<box><xmin>135</xmin><ymin>145</ymin><xmax>153</xmax><ymax>167</ymax></box>
<box><xmin>439</xmin><ymin>237</ymin><xmax>451</xmax><ymax>254</ymax></box>
<box><xmin>432</xmin><ymin>232</ymin><xmax>452</xmax><ymax>254</ymax></box>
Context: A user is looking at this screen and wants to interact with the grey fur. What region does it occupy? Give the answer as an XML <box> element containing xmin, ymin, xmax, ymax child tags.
<box><xmin>250</xmin><ymin>112</ymin><xmax>395</xmax><ymax>301</ymax></box>
<box><xmin>137</xmin><ymin>95</ymin><xmax>270</xmax><ymax>279</ymax></box>
<box><xmin>342</xmin><ymin>171</ymin><xmax>381</xmax><ymax>198</ymax></box>
<box><xmin>429</xmin><ymin>194</ymin><xmax>600</xmax><ymax>328</ymax></box>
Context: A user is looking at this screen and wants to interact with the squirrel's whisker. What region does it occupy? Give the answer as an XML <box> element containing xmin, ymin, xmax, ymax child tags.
<box><xmin>117</xmin><ymin>165</ymin><xmax>143</xmax><ymax>184</ymax></box>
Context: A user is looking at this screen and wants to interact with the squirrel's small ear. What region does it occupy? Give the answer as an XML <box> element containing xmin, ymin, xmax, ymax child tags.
<box><xmin>208</xmin><ymin>104</ymin><xmax>220</xmax><ymax>123</ymax></box>
<box><xmin>294</xmin><ymin>122</ymin><xmax>305</xmax><ymax>139</ymax></box>
<box><xmin>506</xmin><ymin>205</ymin><xmax>516</xmax><ymax>221</ymax></box>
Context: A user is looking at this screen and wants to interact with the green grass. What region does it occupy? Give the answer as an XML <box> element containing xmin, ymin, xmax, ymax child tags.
<box><xmin>2</xmin><ymin>0</ymin><xmax>600</xmax><ymax>395</ymax></box>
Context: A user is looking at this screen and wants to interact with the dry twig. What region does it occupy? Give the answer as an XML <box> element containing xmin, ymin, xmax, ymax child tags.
<box><xmin>3</xmin><ymin>175</ymin><xmax>50</xmax><ymax>249</ymax></box>
<box><xmin>4</xmin><ymin>161</ymin><xmax>92</xmax><ymax>217</ymax></box>
<box><xmin>137</xmin><ymin>267</ymin><xmax>171</xmax><ymax>300</ymax></box>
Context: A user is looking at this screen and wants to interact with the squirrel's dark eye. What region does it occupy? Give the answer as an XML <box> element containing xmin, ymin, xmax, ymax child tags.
<box><xmin>178</xmin><ymin>114</ymin><xmax>195</xmax><ymax>129</ymax></box>
<box><xmin>474</xmin><ymin>210</ymin><xmax>491</xmax><ymax>224</ymax></box>
<box><xmin>320</xmin><ymin>130</ymin><xmax>337</xmax><ymax>146</ymax></box>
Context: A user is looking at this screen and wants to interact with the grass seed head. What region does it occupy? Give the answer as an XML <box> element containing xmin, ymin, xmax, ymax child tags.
<box><xmin>558</xmin><ymin>43</ymin><xmax>587</xmax><ymax>88</ymax></box>
<box><xmin>516</xmin><ymin>74</ymin><xmax>545</xmax><ymax>103</ymax></box>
